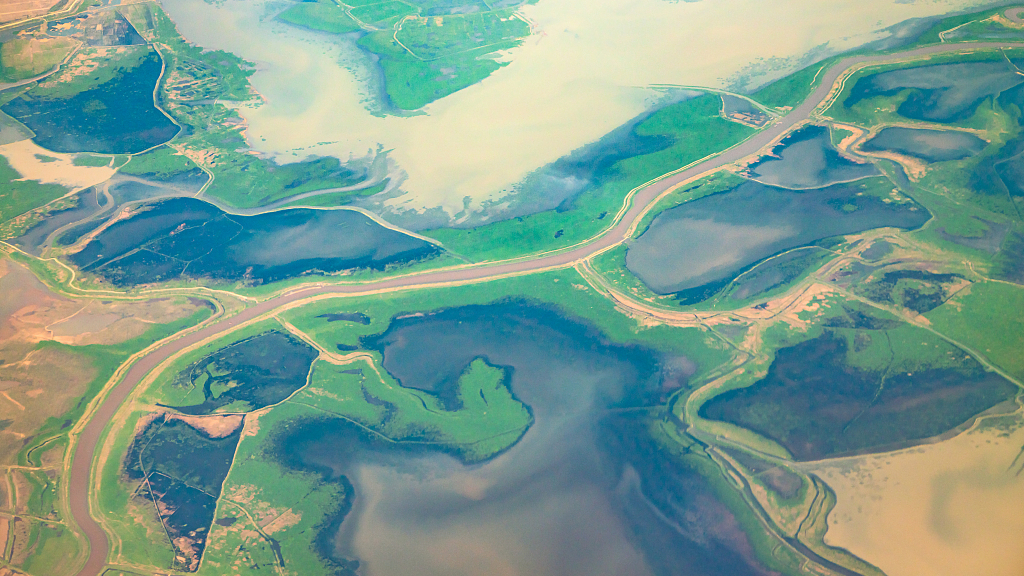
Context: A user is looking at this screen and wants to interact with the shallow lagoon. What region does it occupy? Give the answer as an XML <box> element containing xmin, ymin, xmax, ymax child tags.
<box><xmin>67</xmin><ymin>198</ymin><xmax>441</xmax><ymax>286</ymax></box>
<box><xmin>748</xmin><ymin>125</ymin><xmax>878</xmax><ymax>189</ymax></box>
<box><xmin>12</xmin><ymin>188</ymin><xmax>105</xmax><ymax>255</ymax></box>
<box><xmin>626</xmin><ymin>178</ymin><xmax>929</xmax><ymax>295</ymax></box>
<box><xmin>862</xmin><ymin>127</ymin><xmax>987</xmax><ymax>162</ymax></box>
<box><xmin>273</xmin><ymin>302</ymin><xmax>774</xmax><ymax>576</ymax></box>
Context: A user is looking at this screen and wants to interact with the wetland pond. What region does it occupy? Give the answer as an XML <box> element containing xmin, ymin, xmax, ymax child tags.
<box><xmin>163</xmin><ymin>330</ymin><xmax>319</xmax><ymax>415</ymax></box>
<box><xmin>126</xmin><ymin>414</ymin><xmax>243</xmax><ymax>571</ymax></box>
<box><xmin>746</xmin><ymin>125</ymin><xmax>878</xmax><ymax>189</ymax></box>
<box><xmin>626</xmin><ymin>178</ymin><xmax>929</xmax><ymax>295</ymax></box>
<box><xmin>1</xmin><ymin>48</ymin><xmax>179</xmax><ymax>154</ymax></box>
<box><xmin>269</xmin><ymin>302</ymin><xmax>774</xmax><ymax>576</ymax></box>
<box><xmin>700</xmin><ymin>329</ymin><xmax>1018</xmax><ymax>461</ymax></box>
<box><xmin>861</xmin><ymin>127</ymin><xmax>987</xmax><ymax>163</ymax></box>
<box><xmin>66</xmin><ymin>198</ymin><xmax>441</xmax><ymax>286</ymax></box>
<box><xmin>844</xmin><ymin>59</ymin><xmax>1024</xmax><ymax>124</ymax></box>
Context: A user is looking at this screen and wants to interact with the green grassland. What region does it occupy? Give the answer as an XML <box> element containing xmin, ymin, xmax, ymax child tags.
<box><xmin>277</xmin><ymin>181</ymin><xmax>388</xmax><ymax>208</ymax></box>
<box><xmin>116</xmin><ymin>144</ymin><xmax>202</xmax><ymax>179</ymax></box>
<box><xmin>424</xmin><ymin>95</ymin><xmax>756</xmax><ymax>261</ymax></box>
<box><xmin>358</xmin><ymin>9</ymin><xmax>529</xmax><ymax>110</ymax></box>
<box><xmin>0</xmin><ymin>37</ymin><xmax>77</xmax><ymax>83</ymax></box>
<box><xmin>278</xmin><ymin>0</ymin><xmax>362</xmax><ymax>34</ymax></box>
<box><xmin>350</xmin><ymin>1</ymin><xmax>417</xmax><ymax>25</ymax></box>
<box><xmin>927</xmin><ymin>281</ymin><xmax>1024</xmax><ymax>381</ymax></box>
<box><xmin>11</xmin><ymin>520</ymin><xmax>80</xmax><ymax>575</ymax></box>
<box><xmin>70</xmin><ymin>154</ymin><xmax>113</xmax><ymax>167</ymax></box>
<box><xmin>274</xmin><ymin>0</ymin><xmax>532</xmax><ymax>109</ymax></box>
<box><xmin>295</xmin><ymin>356</ymin><xmax>532</xmax><ymax>462</ymax></box>
<box><xmin>0</xmin><ymin>155</ymin><xmax>69</xmax><ymax>225</ymax></box>
<box><xmin>200</xmin><ymin>402</ymin><xmax>345</xmax><ymax>576</ymax></box>
<box><xmin>751</xmin><ymin>55</ymin><xmax>843</xmax><ymax>110</ymax></box>
<box><xmin>121</xmin><ymin>3</ymin><xmax>253</xmax><ymax>102</ymax></box>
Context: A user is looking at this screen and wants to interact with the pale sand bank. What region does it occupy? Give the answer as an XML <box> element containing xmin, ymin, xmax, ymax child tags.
<box><xmin>0</xmin><ymin>139</ymin><xmax>114</xmax><ymax>189</ymax></box>
<box><xmin>802</xmin><ymin>410</ymin><xmax>1024</xmax><ymax>576</ymax></box>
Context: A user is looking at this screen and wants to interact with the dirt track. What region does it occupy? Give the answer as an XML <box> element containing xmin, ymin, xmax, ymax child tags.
<box><xmin>68</xmin><ymin>41</ymin><xmax>1024</xmax><ymax>576</ymax></box>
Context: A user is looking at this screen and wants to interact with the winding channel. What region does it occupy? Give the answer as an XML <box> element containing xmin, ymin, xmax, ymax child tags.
<box><xmin>68</xmin><ymin>41</ymin><xmax>1024</xmax><ymax>576</ymax></box>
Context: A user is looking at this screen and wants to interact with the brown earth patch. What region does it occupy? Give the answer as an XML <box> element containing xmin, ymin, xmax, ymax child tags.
<box><xmin>0</xmin><ymin>474</ymin><xmax>9</xmax><ymax>510</ymax></box>
<box><xmin>167</xmin><ymin>413</ymin><xmax>244</xmax><ymax>439</ymax></box>
<box><xmin>0</xmin><ymin>259</ymin><xmax>208</xmax><ymax>463</ymax></box>
<box><xmin>261</xmin><ymin>509</ymin><xmax>300</xmax><ymax>535</ymax></box>
<box><xmin>0</xmin><ymin>0</ymin><xmax>62</xmax><ymax>23</ymax></box>
<box><xmin>0</xmin><ymin>516</ymin><xmax>8</xmax><ymax>556</ymax></box>
<box><xmin>11</xmin><ymin>471</ymin><xmax>32</xmax><ymax>515</ymax></box>
<box><xmin>0</xmin><ymin>346</ymin><xmax>96</xmax><ymax>465</ymax></box>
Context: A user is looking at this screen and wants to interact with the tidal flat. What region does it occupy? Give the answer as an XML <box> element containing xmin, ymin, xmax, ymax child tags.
<box><xmin>266</xmin><ymin>302</ymin><xmax>776</xmax><ymax>576</ymax></box>
<box><xmin>158</xmin><ymin>0</ymin><xmax>993</xmax><ymax>218</ymax></box>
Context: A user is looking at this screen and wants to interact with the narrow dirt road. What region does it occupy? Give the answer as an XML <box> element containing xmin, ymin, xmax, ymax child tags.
<box><xmin>69</xmin><ymin>41</ymin><xmax>1024</xmax><ymax>576</ymax></box>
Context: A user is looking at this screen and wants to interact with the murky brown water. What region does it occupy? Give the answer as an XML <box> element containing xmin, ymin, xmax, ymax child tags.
<box><xmin>158</xmin><ymin>0</ymin><xmax>991</xmax><ymax>216</ymax></box>
<box><xmin>804</xmin><ymin>409</ymin><xmax>1024</xmax><ymax>576</ymax></box>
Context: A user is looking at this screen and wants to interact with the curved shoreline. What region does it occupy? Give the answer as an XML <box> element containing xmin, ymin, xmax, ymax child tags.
<box><xmin>68</xmin><ymin>40</ymin><xmax>1024</xmax><ymax>576</ymax></box>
